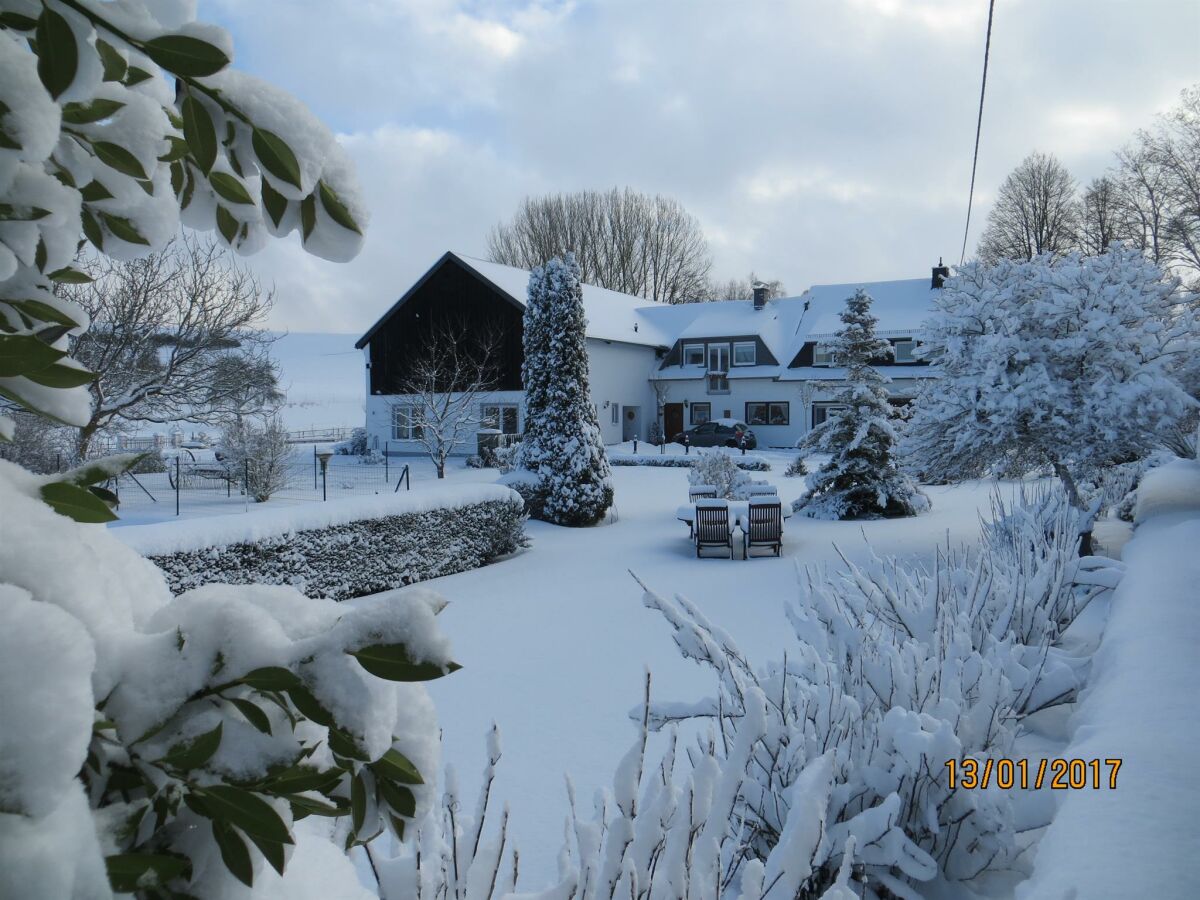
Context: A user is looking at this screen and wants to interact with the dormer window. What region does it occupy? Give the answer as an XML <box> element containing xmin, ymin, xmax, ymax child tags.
<box><xmin>682</xmin><ymin>343</ymin><xmax>705</xmax><ymax>366</ymax></box>
<box><xmin>733</xmin><ymin>341</ymin><xmax>756</xmax><ymax>366</ymax></box>
<box><xmin>813</xmin><ymin>343</ymin><xmax>837</xmax><ymax>366</ymax></box>
<box><xmin>893</xmin><ymin>340</ymin><xmax>916</xmax><ymax>363</ymax></box>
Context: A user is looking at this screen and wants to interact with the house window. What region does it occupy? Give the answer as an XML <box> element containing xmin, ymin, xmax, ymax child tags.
<box><xmin>482</xmin><ymin>403</ymin><xmax>519</xmax><ymax>434</ymax></box>
<box><xmin>813</xmin><ymin>344</ymin><xmax>837</xmax><ymax>366</ymax></box>
<box><xmin>683</xmin><ymin>343</ymin><xmax>705</xmax><ymax>366</ymax></box>
<box><xmin>893</xmin><ymin>340</ymin><xmax>916</xmax><ymax>363</ymax></box>
<box><xmin>733</xmin><ymin>342</ymin><xmax>756</xmax><ymax>366</ymax></box>
<box><xmin>690</xmin><ymin>402</ymin><xmax>711</xmax><ymax>425</ymax></box>
<box><xmin>745</xmin><ymin>402</ymin><xmax>790</xmax><ymax>426</ymax></box>
<box><xmin>811</xmin><ymin>403</ymin><xmax>846</xmax><ymax>428</ymax></box>
<box><xmin>391</xmin><ymin>405</ymin><xmax>422</xmax><ymax>440</ymax></box>
<box><xmin>611</xmin><ymin>403</ymin><xmax>620</xmax><ymax>425</ymax></box>
<box><xmin>708</xmin><ymin>344</ymin><xmax>730</xmax><ymax>372</ymax></box>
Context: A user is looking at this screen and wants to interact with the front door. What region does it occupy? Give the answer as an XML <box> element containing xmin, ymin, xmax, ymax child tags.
<box><xmin>663</xmin><ymin>403</ymin><xmax>684</xmax><ymax>442</ymax></box>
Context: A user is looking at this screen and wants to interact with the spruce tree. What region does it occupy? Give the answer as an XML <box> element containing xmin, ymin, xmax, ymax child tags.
<box><xmin>797</xmin><ymin>289</ymin><xmax>928</xmax><ymax>519</ymax></box>
<box><xmin>518</xmin><ymin>254</ymin><xmax>614</xmax><ymax>525</ymax></box>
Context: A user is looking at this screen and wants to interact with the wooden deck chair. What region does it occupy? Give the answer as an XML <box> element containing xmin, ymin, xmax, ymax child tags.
<box><xmin>744</xmin><ymin>501</ymin><xmax>782</xmax><ymax>558</ymax></box>
<box><xmin>694</xmin><ymin>500</ymin><xmax>733</xmax><ymax>559</ymax></box>
<box><xmin>689</xmin><ymin>484</ymin><xmax>718</xmax><ymax>502</ymax></box>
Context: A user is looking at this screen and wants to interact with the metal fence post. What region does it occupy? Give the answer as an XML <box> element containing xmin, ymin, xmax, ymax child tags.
<box><xmin>313</xmin><ymin>445</ymin><xmax>318</xmax><ymax>489</ymax></box>
<box><xmin>385</xmin><ymin>442</ymin><xmax>389</xmax><ymax>482</ymax></box>
<box><xmin>174</xmin><ymin>456</ymin><xmax>180</xmax><ymax>516</ymax></box>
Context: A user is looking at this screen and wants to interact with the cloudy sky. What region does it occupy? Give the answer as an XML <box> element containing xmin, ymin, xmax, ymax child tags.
<box><xmin>203</xmin><ymin>0</ymin><xmax>1198</xmax><ymax>334</ymax></box>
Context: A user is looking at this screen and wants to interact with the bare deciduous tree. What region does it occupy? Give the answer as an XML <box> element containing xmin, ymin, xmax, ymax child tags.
<box><xmin>1079</xmin><ymin>177</ymin><xmax>1122</xmax><ymax>256</ymax></box>
<box><xmin>487</xmin><ymin>187</ymin><xmax>713</xmax><ymax>303</ymax></box>
<box><xmin>977</xmin><ymin>151</ymin><xmax>1080</xmax><ymax>264</ymax></box>
<box><xmin>219</xmin><ymin>415</ymin><xmax>291</xmax><ymax>502</ymax></box>
<box><xmin>702</xmin><ymin>272</ymin><xmax>786</xmax><ymax>302</ymax></box>
<box><xmin>62</xmin><ymin>234</ymin><xmax>277</xmax><ymax>459</ymax></box>
<box><xmin>392</xmin><ymin>320</ymin><xmax>501</xmax><ymax>478</ymax></box>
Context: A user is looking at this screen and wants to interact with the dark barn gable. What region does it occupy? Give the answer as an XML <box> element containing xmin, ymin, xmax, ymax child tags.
<box><xmin>358</xmin><ymin>253</ymin><xmax>526</xmax><ymax>395</ymax></box>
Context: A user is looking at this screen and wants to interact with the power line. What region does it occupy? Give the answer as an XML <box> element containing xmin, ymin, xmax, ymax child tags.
<box><xmin>959</xmin><ymin>0</ymin><xmax>997</xmax><ymax>266</ymax></box>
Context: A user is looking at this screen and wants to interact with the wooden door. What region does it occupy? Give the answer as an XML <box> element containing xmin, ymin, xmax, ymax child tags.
<box><xmin>664</xmin><ymin>403</ymin><xmax>684</xmax><ymax>441</ymax></box>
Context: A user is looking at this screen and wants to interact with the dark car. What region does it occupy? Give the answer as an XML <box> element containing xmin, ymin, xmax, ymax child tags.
<box><xmin>672</xmin><ymin>420</ymin><xmax>757</xmax><ymax>449</ymax></box>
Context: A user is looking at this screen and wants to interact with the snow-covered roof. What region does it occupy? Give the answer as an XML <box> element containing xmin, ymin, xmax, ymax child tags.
<box><xmin>799</xmin><ymin>278</ymin><xmax>937</xmax><ymax>337</ymax></box>
<box><xmin>357</xmin><ymin>251</ymin><xmax>672</xmax><ymax>349</ymax></box>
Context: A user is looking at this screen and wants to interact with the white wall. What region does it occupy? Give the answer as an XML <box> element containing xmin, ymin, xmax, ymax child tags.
<box><xmin>586</xmin><ymin>339</ymin><xmax>661</xmax><ymax>445</ymax></box>
<box><xmin>365</xmin><ymin>389</ymin><xmax>526</xmax><ymax>457</ymax></box>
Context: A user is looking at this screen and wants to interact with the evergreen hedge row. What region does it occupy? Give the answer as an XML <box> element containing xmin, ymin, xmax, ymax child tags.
<box><xmin>608</xmin><ymin>454</ymin><xmax>771</xmax><ymax>471</ymax></box>
<box><xmin>146</xmin><ymin>497</ymin><xmax>527</xmax><ymax>600</ymax></box>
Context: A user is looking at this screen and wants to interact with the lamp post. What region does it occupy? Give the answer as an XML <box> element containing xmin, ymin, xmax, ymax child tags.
<box><xmin>316</xmin><ymin>448</ymin><xmax>333</xmax><ymax>501</ymax></box>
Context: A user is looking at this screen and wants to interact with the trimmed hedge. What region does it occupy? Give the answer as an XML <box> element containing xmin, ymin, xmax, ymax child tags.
<box><xmin>608</xmin><ymin>453</ymin><xmax>771</xmax><ymax>471</ymax></box>
<box><xmin>144</xmin><ymin>496</ymin><xmax>527</xmax><ymax>600</ymax></box>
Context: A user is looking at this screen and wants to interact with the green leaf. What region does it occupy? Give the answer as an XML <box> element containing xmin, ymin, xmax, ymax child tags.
<box><xmin>142</xmin><ymin>33</ymin><xmax>231</xmax><ymax>77</ymax></box>
<box><xmin>328</xmin><ymin>725</ymin><xmax>370</xmax><ymax>762</ymax></box>
<box><xmin>239</xmin><ymin>667</ymin><xmax>302</xmax><ymax>692</ymax></box>
<box><xmin>24</xmin><ymin>360</ymin><xmax>95</xmax><ymax>389</ymax></box>
<box><xmin>80</xmin><ymin>180</ymin><xmax>114</xmax><ymax>202</ymax></box>
<box><xmin>0</xmin><ymin>130</ymin><xmax>20</xmax><ymax>151</ymax></box>
<box><xmin>350</xmin><ymin>772</ymin><xmax>366</xmax><ymax>833</ymax></box>
<box><xmin>88</xmin><ymin>485</ymin><xmax>119</xmax><ymax>508</ymax></box>
<box><xmin>64</xmin><ymin>458</ymin><xmax>138</xmax><ymax>487</ymax></box>
<box><xmin>370</xmin><ymin>748</ymin><xmax>424</xmax><ymax>785</ymax></box>
<box><xmin>10</xmin><ymin>299</ymin><xmax>81</xmax><ymax>329</ymax></box>
<box><xmin>229</xmin><ymin>697</ymin><xmax>271</xmax><ymax>735</ymax></box>
<box><xmin>210</xmin><ymin>171</ymin><xmax>253</xmax><ymax>205</ymax></box>
<box><xmin>286</xmin><ymin>793</ymin><xmax>345</xmax><ymax>818</ymax></box>
<box><xmin>377</xmin><ymin>778</ymin><xmax>416</xmax><ymax>818</ymax></box>
<box><xmin>48</xmin><ymin>267</ymin><xmax>92</xmax><ymax>284</ymax></box>
<box><xmin>136</xmin><ymin>178</ymin><xmax>154</xmax><ymax>195</ymax></box>
<box><xmin>0</xmin><ymin>203</ymin><xmax>51</xmax><ymax>222</ymax></box>
<box><xmin>261</xmin><ymin>179</ymin><xmax>288</xmax><ymax>228</ymax></box>
<box><xmin>96</xmin><ymin>39</ymin><xmax>127</xmax><ymax>83</ymax></box>
<box><xmin>105</xmin><ymin>852</ymin><xmax>192</xmax><ymax>892</ymax></box>
<box><xmin>261</xmin><ymin>766</ymin><xmax>340</xmax><ymax>795</ymax></box>
<box><xmin>91</xmin><ymin>141</ymin><xmax>148</xmax><ymax>180</ymax></box>
<box><xmin>34</xmin><ymin>237</ymin><xmax>47</xmax><ymax>271</ymax></box>
<box><xmin>124</xmin><ymin>66</ymin><xmax>153</xmax><ymax>86</ymax></box>
<box><xmin>62</xmin><ymin>99</ymin><xmax>125</xmax><ymax>124</ymax></box>
<box><xmin>389</xmin><ymin>814</ymin><xmax>407</xmax><ymax>842</ymax></box>
<box><xmin>40</xmin><ymin>482</ymin><xmax>118</xmax><ymax>523</ymax></box>
<box><xmin>81</xmin><ymin>208</ymin><xmax>104</xmax><ymax>250</ymax></box>
<box><xmin>35</xmin><ymin>8</ymin><xmax>78</xmax><ymax>100</ymax></box>
<box><xmin>283</xmin><ymin>683</ymin><xmax>333</xmax><ymax>727</ymax></box>
<box><xmin>182</xmin><ymin>95</ymin><xmax>217</xmax><ymax>174</ymax></box>
<box><xmin>159</xmin><ymin>136</ymin><xmax>190</xmax><ymax>163</ymax></box>
<box><xmin>192</xmin><ymin>786</ymin><xmax>293</xmax><ymax>844</ymax></box>
<box><xmin>170</xmin><ymin>160</ymin><xmax>185</xmax><ymax>196</ymax></box>
<box><xmin>0</xmin><ymin>333</ymin><xmax>63</xmax><ymax>378</ymax></box>
<box><xmin>246</xmin><ymin>831</ymin><xmax>286</xmax><ymax>878</ymax></box>
<box><xmin>100</xmin><ymin>212</ymin><xmax>149</xmax><ymax>245</ymax></box>
<box><xmin>318</xmin><ymin>181</ymin><xmax>362</xmax><ymax>234</ymax></box>
<box><xmin>160</xmin><ymin>721</ymin><xmax>222</xmax><ymax>770</ymax></box>
<box><xmin>350</xmin><ymin>644</ymin><xmax>462</xmax><ymax>682</ymax></box>
<box><xmin>215</xmin><ymin>205</ymin><xmax>238</xmax><ymax>244</ymax></box>
<box><xmin>211</xmin><ymin>820</ymin><xmax>254</xmax><ymax>888</ymax></box>
<box><xmin>252</xmin><ymin>129</ymin><xmax>302</xmax><ymax>189</ymax></box>
<box><xmin>300</xmin><ymin>193</ymin><xmax>316</xmax><ymax>240</ymax></box>
<box><xmin>0</xmin><ymin>12</ymin><xmax>38</xmax><ymax>30</ymax></box>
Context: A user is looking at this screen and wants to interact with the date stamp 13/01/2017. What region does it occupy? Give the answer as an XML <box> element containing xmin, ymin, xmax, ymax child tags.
<box><xmin>945</xmin><ymin>758</ymin><xmax>1122</xmax><ymax>790</ymax></box>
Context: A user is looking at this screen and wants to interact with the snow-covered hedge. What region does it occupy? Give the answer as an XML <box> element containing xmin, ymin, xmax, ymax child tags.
<box><xmin>609</xmin><ymin>453</ymin><xmax>771</xmax><ymax>471</ymax></box>
<box><xmin>117</xmin><ymin>485</ymin><xmax>527</xmax><ymax>600</ymax></box>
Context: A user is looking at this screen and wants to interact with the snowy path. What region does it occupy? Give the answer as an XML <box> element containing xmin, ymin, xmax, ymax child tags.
<box><xmin>405</xmin><ymin>455</ymin><xmax>1004</xmax><ymax>885</ymax></box>
<box><xmin>1018</xmin><ymin>460</ymin><xmax>1200</xmax><ymax>899</ymax></box>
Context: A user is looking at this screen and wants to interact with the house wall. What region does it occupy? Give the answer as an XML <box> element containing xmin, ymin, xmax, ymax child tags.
<box><xmin>586</xmin><ymin>338</ymin><xmax>661</xmax><ymax>445</ymax></box>
<box><xmin>365</xmin><ymin>389</ymin><xmax>527</xmax><ymax>457</ymax></box>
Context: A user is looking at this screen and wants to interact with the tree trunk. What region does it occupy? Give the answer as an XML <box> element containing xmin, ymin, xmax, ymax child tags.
<box><xmin>1053</xmin><ymin>462</ymin><xmax>1093</xmax><ymax>557</ymax></box>
<box><xmin>76</xmin><ymin>421</ymin><xmax>100</xmax><ymax>462</ymax></box>
<box><xmin>436</xmin><ymin>459</ymin><xmax>445</xmax><ymax>479</ymax></box>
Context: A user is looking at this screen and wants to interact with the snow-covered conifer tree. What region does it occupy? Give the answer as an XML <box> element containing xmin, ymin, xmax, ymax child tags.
<box><xmin>902</xmin><ymin>247</ymin><xmax>1196</xmax><ymax>530</ymax></box>
<box><xmin>517</xmin><ymin>254</ymin><xmax>613</xmax><ymax>525</ymax></box>
<box><xmin>797</xmin><ymin>289</ymin><xmax>928</xmax><ymax>519</ymax></box>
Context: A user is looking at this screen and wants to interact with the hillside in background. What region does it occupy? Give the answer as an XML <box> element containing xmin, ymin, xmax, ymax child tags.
<box><xmin>270</xmin><ymin>332</ymin><xmax>364</xmax><ymax>431</ymax></box>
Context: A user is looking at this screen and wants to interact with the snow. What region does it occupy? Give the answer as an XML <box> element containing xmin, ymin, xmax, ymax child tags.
<box><xmin>1017</xmin><ymin>460</ymin><xmax>1200</xmax><ymax>898</ymax></box>
<box><xmin>113</xmin><ymin>482</ymin><xmax>520</xmax><ymax>556</ymax></box>
<box><xmin>799</xmin><ymin>278</ymin><xmax>940</xmax><ymax>337</ymax></box>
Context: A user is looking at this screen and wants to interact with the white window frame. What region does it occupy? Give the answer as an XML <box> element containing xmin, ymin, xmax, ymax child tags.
<box><xmin>690</xmin><ymin>402</ymin><xmax>711</xmax><ymax>425</ymax></box>
<box><xmin>813</xmin><ymin>343</ymin><xmax>837</xmax><ymax>366</ymax></box>
<box><xmin>611</xmin><ymin>403</ymin><xmax>620</xmax><ymax>425</ymax></box>
<box><xmin>391</xmin><ymin>404</ymin><xmax>421</xmax><ymax>440</ymax></box>
<box><xmin>893</xmin><ymin>340</ymin><xmax>916</xmax><ymax>363</ymax></box>
<box><xmin>708</xmin><ymin>343</ymin><xmax>730</xmax><ymax>372</ymax></box>
<box><xmin>682</xmin><ymin>343</ymin><xmax>705</xmax><ymax>367</ymax></box>
<box><xmin>732</xmin><ymin>341</ymin><xmax>756</xmax><ymax>366</ymax></box>
<box><xmin>811</xmin><ymin>403</ymin><xmax>846</xmax><ymax>428</ymax></box>
<box><xmin>482</xmin><ymin>403</ymin><xmax>520</xmax><ymax>434</ymax></box>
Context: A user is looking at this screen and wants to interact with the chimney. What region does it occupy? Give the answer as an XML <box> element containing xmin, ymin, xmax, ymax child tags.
<box><xmin>931</xmin><ymin>257</ymin><xmax>949</xmax><ymax>289</ymax></box>
<box><xmin>752</xmin><ymin>281</ymin><xmax>768</xmax><ymax>310</ymax></box>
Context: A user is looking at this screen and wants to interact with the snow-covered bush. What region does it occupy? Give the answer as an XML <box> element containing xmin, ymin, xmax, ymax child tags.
<box><xmin>798</xmin><ymin>289</ymin><xmax>928</xmax><ymax>520</ymax></box>
<box><xmin>516</xmin><ymin>255</ymin><xmax>613</xmax><ymax>525</ymax></box>
<box><xmin>0</xmin><ymin>460</ymin><xmax>455</xmax><ymax>897</ymax></box>
<box><xmin>609</xmin><ymin>453</ymin><xmax>771</xmax><ymax>471</ymax></box>
<box><xmin>784</xmin><ymin>454</ymin><xmax>808</xmax><ymax>477</ymax></box>
<box><xmin>648</xmin><ymin>418</ymin><xmax>664</xmax><ymax>446</ymax></box>
<box><xmin>902</xmin><ymin>247</ymin><xmax>1196</xmax><ymax>513</ymax></box>
<box><xmin>688</xmin><ymin>448</ymin><xmax>756</xmax><ymax>499</ymax></box>
<box><xmin>587</xmin><ymin>487</ymin><xmax>1122</xmax><ymax>898</ymax></box>
<box><xmin>220</xmin><ymin>416</ymin><xmax>290</xmax><ymax>502</ymax></box>
<box><xmin>335</xmin><ymin>427</ymin><xmax>370</xmax><ymax>456</ymax></box>
<box><xmin>491</xmin><ymin>441</ymin><xmax>520</xmax><ymax>473</ymax></box>
<box><xmin>0</xmin><ymin>408</ymin><xmax>72</xmax><ymax>472</ymax></box>
<box><xmin>128</xmin><ymin>490</ymin><xmax>528</xmax><ymax>600</ymax></box>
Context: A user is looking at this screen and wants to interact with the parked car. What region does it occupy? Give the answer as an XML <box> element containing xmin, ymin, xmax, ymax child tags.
<box><xmin>672</xmin><ymin>419</ymin><xmax>757</xmax><ymax>449</ymax></box>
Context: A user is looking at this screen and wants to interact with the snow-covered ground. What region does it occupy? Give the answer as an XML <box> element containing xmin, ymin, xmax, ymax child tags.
<box><xmin>338</xmin><ymin>449</ymin><xmax>1017</xmax><ymax>887</ymax></box>
<box><xmin>269</xmin><ymin>332</ymin><xmax>365</xmax><ymax>432</ymax></box>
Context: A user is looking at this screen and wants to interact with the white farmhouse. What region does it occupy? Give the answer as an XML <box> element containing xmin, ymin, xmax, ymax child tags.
<box><xmin>356</xmin><ymin>251</ymin><xmax>945</xmax><ymax>455</ymax></box>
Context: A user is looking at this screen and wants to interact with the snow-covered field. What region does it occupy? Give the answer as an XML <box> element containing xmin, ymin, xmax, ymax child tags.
<box><xmin>269</xmin><ymin>332</ymin><xmax>365</xmax><ymax>432</ymax></box>
<box><xmin>337</xmin><ymin>449</ymin><xmax>1017</xmax><ymax>887</ymax></box>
